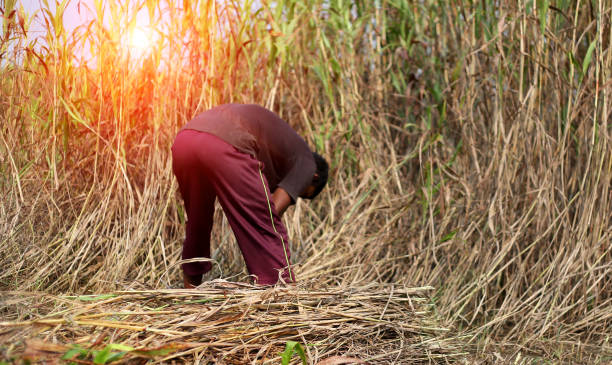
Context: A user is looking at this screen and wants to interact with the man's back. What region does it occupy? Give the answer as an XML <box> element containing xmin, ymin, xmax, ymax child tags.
<box><xmin>182</xmin><ymin>104</ymin><xmax>315</xmax><ymax>202</ymax></box>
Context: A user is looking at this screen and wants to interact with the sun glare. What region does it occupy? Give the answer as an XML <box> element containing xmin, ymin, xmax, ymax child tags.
<box><xmin>127</xmin><ymin>27</ymin><xmax>154</xmax><ymax>57</ymax></box>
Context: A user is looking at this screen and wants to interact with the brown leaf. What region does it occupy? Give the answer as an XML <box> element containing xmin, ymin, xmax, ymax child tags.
<box><xmin>22</xmin><ymin>339</ymin><xmax>69</xmax><ymax>362</ymax></box>
<box><xmin>132</xmin><ymin>342</ymin><xmax>192</xmax><ymax>358</ymax></box>
<box><xmin>316</xmin><ymin>356</ymin><xmax>368</xmax><ymax>365</ymax></box>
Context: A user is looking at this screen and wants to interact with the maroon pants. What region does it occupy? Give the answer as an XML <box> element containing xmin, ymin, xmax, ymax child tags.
<box><xmin>171</xmin><ymin>129</ymin><xmax>294</xmax><ymax>285</ymax></box>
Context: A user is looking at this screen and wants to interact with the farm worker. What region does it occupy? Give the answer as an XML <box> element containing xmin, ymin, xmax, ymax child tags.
<box><xmin>171</xmin><ymin>104</ymin><xmax>329</xmax><ymax>288</ymax></box>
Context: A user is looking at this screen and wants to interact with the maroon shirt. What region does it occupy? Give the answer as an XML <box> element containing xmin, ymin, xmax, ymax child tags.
<box><xmin>181</xmin><ymin>104</ymin><xmax>316</xmax><ymax>202</ymax></box>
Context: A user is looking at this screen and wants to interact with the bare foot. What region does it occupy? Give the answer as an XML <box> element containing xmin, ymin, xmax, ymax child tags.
<box><xmin>183</xmin><ymin>272</ymin><xmax>203</xmax><ymax>289</ymax></box>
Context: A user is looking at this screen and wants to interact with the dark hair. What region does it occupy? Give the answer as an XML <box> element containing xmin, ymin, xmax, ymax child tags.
<box><xmin>310</xmin><ymin>152</ymin><xmax>329</xmax><ymax>199</ymax></box>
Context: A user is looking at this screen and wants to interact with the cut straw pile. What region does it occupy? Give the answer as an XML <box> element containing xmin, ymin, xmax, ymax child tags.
<box><xmin>0</xmin><ymin>282</ymin><xmax>457</xmax><ymax>364</ymax></box>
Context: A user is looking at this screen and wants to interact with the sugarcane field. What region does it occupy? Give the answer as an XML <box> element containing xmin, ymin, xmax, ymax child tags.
<box><xmin>1</xmin><ymin>0</ymin><xmax>611</xmax><ymax>364</ymax></box>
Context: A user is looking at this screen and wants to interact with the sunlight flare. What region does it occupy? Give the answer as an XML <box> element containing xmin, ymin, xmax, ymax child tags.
<box><xmin>126</xmin><ymin>27</ymin><xmax>155</xmax><ymax>58</ymax></box>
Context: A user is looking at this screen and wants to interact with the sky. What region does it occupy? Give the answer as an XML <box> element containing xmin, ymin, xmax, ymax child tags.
<box><xmin>15</xmin><ymin>0</ymin><xmax>158</xmax><ymax>63</ymax></box>
<box><xmin>21</xmin><ymin>0</ymin><xmax>97</xmax><ymax>36</ymax></box>
<box><xmin>6</xmin><ymin>0</ymin><xmax>267</xmax><ymax>67</ymax></box>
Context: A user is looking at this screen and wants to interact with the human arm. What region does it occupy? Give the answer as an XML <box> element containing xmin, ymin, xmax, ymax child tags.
<box><xmin>270</xmin><ymin>187</ymin><xmax>292</xmax><ymax>216</ymax></box>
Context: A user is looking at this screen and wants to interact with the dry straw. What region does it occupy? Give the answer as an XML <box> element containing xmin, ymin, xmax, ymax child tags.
<box><xmin>1</xmin><ymin>282</ymin><xmax>455</xmax><ymax>363</ymax></box>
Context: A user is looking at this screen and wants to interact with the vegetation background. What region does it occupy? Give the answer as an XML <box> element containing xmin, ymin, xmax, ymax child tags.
<box><xmin>1</xmin><ymin>0</ymin><xmax>611</xmax><ymax>362</ymax></box>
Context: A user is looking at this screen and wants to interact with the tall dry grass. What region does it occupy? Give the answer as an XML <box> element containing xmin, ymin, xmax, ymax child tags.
<box><xmin>1</xmin><ymin>0</ymin><xmax>611</xmax><ymax>360</ymax></box>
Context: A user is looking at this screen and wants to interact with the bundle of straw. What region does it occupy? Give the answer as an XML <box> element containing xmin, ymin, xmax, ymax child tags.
<box><xmin>0</xmin><ymin>281</ymin><xmax>455</xmax><ymax>364</ymax></box>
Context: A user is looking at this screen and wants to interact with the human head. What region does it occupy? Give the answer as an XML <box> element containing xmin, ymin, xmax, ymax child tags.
<box><xmin>300</xmin><ymin>152</ymin><xmax>329</xmax><ymax>199</ymax></box>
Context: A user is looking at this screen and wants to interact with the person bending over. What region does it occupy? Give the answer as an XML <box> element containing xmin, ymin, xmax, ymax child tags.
<box><xmin>171</xmin><ymin>103</ymin><xmax>329</xmax><ymax>288</ymax></box>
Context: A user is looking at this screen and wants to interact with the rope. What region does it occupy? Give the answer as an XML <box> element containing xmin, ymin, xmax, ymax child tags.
<box><xmin>258</xmin><ymin>167</ymin><xmax>294</xmax><ymax>282</ymax></box>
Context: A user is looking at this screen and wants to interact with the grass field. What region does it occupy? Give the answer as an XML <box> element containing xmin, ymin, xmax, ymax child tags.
<box><xmin>1</xmin><ymin>0</ymin><xmax>611</xmax><ymax>363</ymax></box>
